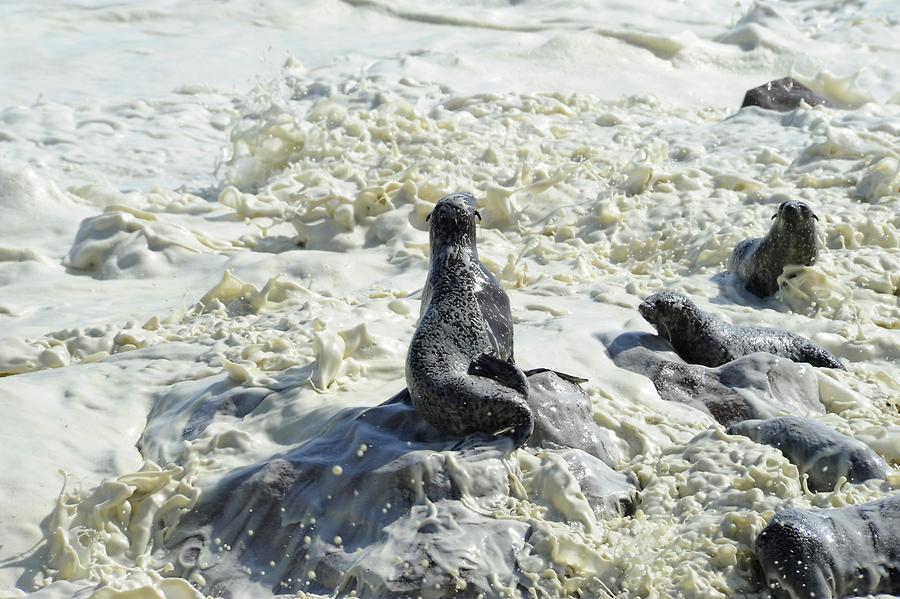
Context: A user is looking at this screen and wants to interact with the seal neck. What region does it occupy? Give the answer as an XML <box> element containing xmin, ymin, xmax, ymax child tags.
<box><xmin>429</xmin><ymin>225</ymin><xmax>478</xmax><ymax>263</ymax></box>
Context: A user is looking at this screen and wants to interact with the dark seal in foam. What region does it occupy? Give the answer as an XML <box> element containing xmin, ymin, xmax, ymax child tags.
<box><xmin>638</xmin><ymin>290</ymin><xmax>845</xmax><ymax>369</ymax></box>
<box><xmin>406</xmin><ymin>192</ymin><xmax>533</xmax><ymax>446</ymax></box>
<box><xmin>755</xmin><ymin>495</ymin><xmax>900</xmax><ymax>599</ymax></box>
<box><xmin>728</xmin><ymin>199</ymin><xmax>819</xmax><ymax>297</ymax></box>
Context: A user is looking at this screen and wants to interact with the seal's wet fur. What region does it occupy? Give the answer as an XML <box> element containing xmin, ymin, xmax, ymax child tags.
<box><xmin>639</xmin><ymin>290</ymin><xmax>844</xmax><ymax>369</ymax></box>
<box><xmin>406</xmin><ymin>192</ymin><xmax>533</xmax><ymax>447</ymax></box>
<box><xmin>728</xmin><ymin>200</ymin><xmax>819</xmax><ymax>297</ymax></box>
<box><xmin>755</xmin><ymin>496</ymin><xmax>900</xmax><ymax>599</ymax></box>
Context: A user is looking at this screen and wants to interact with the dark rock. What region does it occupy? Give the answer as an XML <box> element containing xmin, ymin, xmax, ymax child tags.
<box><xmin>741</xmin><ymin>77</ymin><xmax>829</xmax><ymax>112</ymax></box>
<box><xmin>608</xmin><ymin>332</ymin><xmax>824</xmax><ymax>427</ymax></box>
<box><xmin>165</xmin><ymin>379</ymin><xmax>633</xmax><ymax>597</ymax></box>
<box><xmin>182</xmin><ymin>386</ymin><xmax>273</xmax><ymax>440</ymax></box>
<box><xmin>526</xmin><ymin>370</ymin><xmax>622</xmax><ymax>466</ymax></box>
<box><xmin>556</xmin><ymin>449</ymin><xmax>638</xmax><ymax>518</ymax></box>
<box><xmin>727</xmin><ymin>416</ymin><xmax>889</xmax><ymax>491</ymax></box>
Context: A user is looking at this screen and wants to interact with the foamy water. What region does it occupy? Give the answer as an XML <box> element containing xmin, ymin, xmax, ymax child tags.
<box><xmin>1</xmin><ymin>1</ymin><xmax>898</xmax><ymax>598</ymax></box>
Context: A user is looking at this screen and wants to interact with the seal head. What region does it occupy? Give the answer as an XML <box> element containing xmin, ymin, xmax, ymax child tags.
<box><xmin>770</xmin><ymin>200</ymin><xmax>818</xmax><ymax>243</ymax></box>
<box><xmin>639</xmin><ymin>290</ymin><xmax>699</xmax><ymax>338</ymax></box>
<box><xmin>426</xmin><ymin>192</ymin><xmax>479</xmax><ymax>256</ymax></box>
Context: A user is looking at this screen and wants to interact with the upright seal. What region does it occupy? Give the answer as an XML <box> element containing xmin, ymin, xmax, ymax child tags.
<box><xmin>728</xmin><ymin>200</ymin><xmax>819</xmax><ymax>297</ymax></box>
<box><xmin>406</xmin><ymin>192</ymin><xmax>533</xmax><ymax>446</ymax></box>
<box><xmin>639</xmin><ymin>291</ymin><xmax>845</xmax><ymax>369</ymax></box>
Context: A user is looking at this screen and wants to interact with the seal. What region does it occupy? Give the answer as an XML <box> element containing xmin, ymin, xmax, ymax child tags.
<box><xmin>741</xmin><ymin>77</ymin><xmax>829</xmax><ymax>112</ymax></box>
<box><xmin>406</xmin><ymin>192</ymin><xmax>533</xmax><ymax>447</ymax></box>
<box><xmin>755</xmin><ymin>495</ymin><xmax>900</xmax><ymax>599</ymax></box>
<box><xmin>728</xmin><ymin>199</ymin><xmax>819</xmax><ymax>297</ymax></box>
<box><xmin>727</xmin><ymin>416</ymin><xmax>888</xmax><ymax>492</ymax></box>
<box><xmin>638</xmin><ymin>291</ymin><xmax>845</xmax><ymax>369</ymax></box>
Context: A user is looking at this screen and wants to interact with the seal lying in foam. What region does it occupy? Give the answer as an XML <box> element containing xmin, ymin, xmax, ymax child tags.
<box><xmin>407</xmin><ymin>192</ymin><xmax>533</xmax><ymax>446</ymax></box>
<box><xmin>608</xmin><ymin>332</ymin><xmax>824</xmax><ymax>427</ymax></box>
<box><xmin>755</xmin><ymin>495</ymin><xmax>900</xmax><ymax>599</ymax></box>
<box><xmin>728</xmin><ymin>200</ymin><xmax>819</xmax><ymax>297</ymax></box>
<box><xmin>741</xmin><ymin>77</ymin><xmax>830</xmax><ymax>112</ymax></box>
<box><xmin>639</xmin><ymin>291</ymin><xmax>845</xmax><ymax>369</ymax></box>
<box><xmin>727</xmin><ymin>416</ymin><xmax>888</xmax><ymax>491</ymax></box>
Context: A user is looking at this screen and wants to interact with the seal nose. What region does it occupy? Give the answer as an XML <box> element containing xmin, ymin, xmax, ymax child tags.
<box><xmin>778</xmin><ymin>201</ymin><xmax>810</xmax><ymax>224</ymax></box>
<box><xmin>638</xmin><ymin>300</ymin><xmax>652</xmax><ymax>319</ymax></box>
<box><xmin>432</xmin><ymin>201</ymin><xmax>463</xmax><ymax>221</ymax></box>
<box><xmin>773</xmin><ymin>200</ymin><xmax>818</xmax><ymax>223</ymax></box>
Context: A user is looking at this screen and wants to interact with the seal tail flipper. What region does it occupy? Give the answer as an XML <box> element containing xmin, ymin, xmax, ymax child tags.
<box><xmin>523</xmin><ymin>367</ymin><xmax>588</xmax><ymax>385</ymax></box>
<box><xmin>468</xmin><ymin>353</ymin><xmax>528</xmax><ymax>392</ymax></box>
<box><xmin>808</xmin><ymin>349</ymin><xmax>846</xmax><ymax>370</ymax></box>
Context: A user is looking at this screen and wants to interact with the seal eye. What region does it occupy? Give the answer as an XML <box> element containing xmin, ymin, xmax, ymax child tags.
<box><xmin>474</xmin><ymin>210</ymin><xmax>482</xmax><ymax>221</ymax></box>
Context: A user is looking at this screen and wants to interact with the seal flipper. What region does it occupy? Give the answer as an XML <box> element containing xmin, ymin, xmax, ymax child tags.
<box><xmin>468</xmin><ymin>354</ymin><xmax>528</xmax><ymax>393</ymax></box>
<box><xmin>524</xmin><ymin>367</ymin><xmax>588</xmax><ymax>385</ymax></box>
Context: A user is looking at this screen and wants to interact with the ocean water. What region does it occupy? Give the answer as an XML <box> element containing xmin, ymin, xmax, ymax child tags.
<box><xmin>0</xmin><ymin>1</ymin><xmax>898</xmax><ymax>597</ymax></box>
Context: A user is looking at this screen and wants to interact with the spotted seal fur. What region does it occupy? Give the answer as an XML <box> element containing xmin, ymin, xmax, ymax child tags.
<box><xmin>728</xmin><ymin>199</ymin><xmax>819</xmax><ymax>297</ymax></box>
<box><xmin>406</xmin><ymin>192</ymin><xmax>533</xmax><ymax>447</ymax></box>
<box><xmin>755</xmin><ymin>495</ymin><xmax>900</xmax><ymax>599</ymax></box>
<box><xmin>638</xmin><ymin>291</ymin><xmax>845</xmax><ymax>369</ymax></box>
